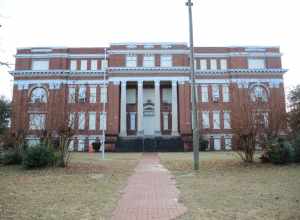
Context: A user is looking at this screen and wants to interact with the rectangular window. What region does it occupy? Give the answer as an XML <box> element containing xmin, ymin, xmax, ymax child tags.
<box><xmin>89</xmin><ymin>112</ymin><xmax>96</xmax><ymax>130</ymax></box>
<box><xmin>162</xmin><ymin>88</ymin><xmax>172</xmax><ymax>104</ymax></box>
<box><xmin>68</xmin><ymin>140</ymin><xmax>74</xmax><ymax>151</ymax></box>
<box><xmin>161</xmin><ymin>55</ymin><xmax>172</xmax><ymax>67</ymax></box>
<box><xmin>220</xmin><ymin>59</ymin><xmax>227</xmax><ymax>70</ymax></box>
<box><xmin>68</xmin><ymin>87</ymin><xmax>76</xmax><ymax>103</ymax></box>
<box><xmin>89</xmin><ymin>87</ymin><xmax>97</xmax><ymax>103</ymax></box>
<box><xmin>202</xmin><ymin>111</ymin><xmax>210</xmax><ymax>129</ymax></box>
<box><xmin>224</xmin><ymin>111</ymin><xmax>231</xmax><ymax>129</ymax></box>
<box><xmin>194</xmin><ymin>59</ymin><xmax>198</xmax><ymax>70</ymax></box>
<box><xmin>100</xmin><ymin>87</ymin><xmax>107</xmax><ymax>103</ymax></box>
<box><xmin>225</xmin><ymin>138</ymin><xmax>232</xmax><ymax>150</ymax></box>
<box><xmin>201</xmin><ymin>85</ymin><xmax>208</xmax><ymax>102</ymax></box>
<box><xmin>78</xmin><ymin>112</ymin><xmax>85</xmax><ymax>130</ymax></box>
<box><xmin>129</xmin><ymin>112</ymin><xmax>136</xmax><ymax>130</ymax></box>
<box><xmin>213</xmin><ymin>111</ymin><xmax>220</xmax><ymax>129</ymax></box>
<box><xmin>78</xmin><ymin>86</ymin><xmax>86</xmax><ymax>103</ymax></box>
<box><xmin>80</xmin><ymin>60</ymin><xmax>87</xmax><ymax>70</ymax></box>
<box><xmin>91</xmin><ymin>60</ymin><xmax>98</xmax><ymax>70</ymax></box>
<box><xmin>127</xmin><ymin>89</ymin><xmax>136</xmax><ymax>104</ymax></box>
<box><xmin>99</xmin><ymin>112</ymin><xmax>107</xmax><ymax>130</ymax></box>
<box><xmin>210</xmin><ymin>59</ymin><xmax>217</xmax><ymax>70</ymax></box>
<box><xmin>101</xmin><ymin>60</ymin><xmax>108</xmax><ymax>70</ymax></box>
<box><xmin>32</xmin><ymin>60</ymin><xmax>49</xmax><ymax>70</ymax></box>
<box><xmin>200</xmin><ymin>59</ymin><xmax>207</xmax><ymax>70</ymax></box>
<box><xmin>143</xmin><ymin>55</ymin><xmax>155</xmax><ymax>67</ymax></box>
<box><xmin>248</xmin><ymin>58</ymin><xmax>265</xmax><ymax>69</ymax></box>
<box><xmin>29</xmin><ymin>114</ymin><xmax>46</xmax><ymax>130</ymax></box>
<box><xmin>70</xmin><ymin>60</ymin><xmax>77</xmax><ymax>70</ymax></box>
<box><xmin>163</xmin><ymin>112</ymin><xmax>169</xmax><ymax>130</ymax></box>
<box><xmin>68</xmin><ymin>112</ymin><xmax>76</xmax><ymax>129</ymax></box>
<box><xmin>78</xmin><ymin>139</ymin><xmax>85</xmax><ymax>152</ymax></box>
<box><xmin>126</xmin><ymin>55</ymin><xmax>137</xmax><ymax>67</ymax></box>
<box><xmin>222</xmin><ymin>85</ymin><xmax>230</xmax><ymax>102</ymax></box>
<box><xmin>214</xmin><ymin>138</ymin><xmax>221</xmax><ymax>150</ymax></box>
<box><xmin>212</xmin><ymin>85</ymin><xmax>220</xmax><ymax>101</ymax></box>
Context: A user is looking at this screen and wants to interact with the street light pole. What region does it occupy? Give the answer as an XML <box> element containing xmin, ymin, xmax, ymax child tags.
<box><xmin>186</xmin><ymin>0</ymin><xmax>199</xmax><ymax>170</ymax></box>
<box><xmin>101</xmin><ymin>48</ymin><xmax>108</xmax><ymax>160</ymax></box>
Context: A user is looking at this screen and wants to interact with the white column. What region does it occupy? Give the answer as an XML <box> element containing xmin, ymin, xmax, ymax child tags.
<box><xmin>137</xmin><ymin>81</ymin><xmax>144</xmax><ymax>136</ymax></box>
<box><xmin>172</xmin><ymin>81</ymin><xmax>179</xmax><ymax>136</ymax></box>
<box><xmin>154</xmin><ymin>81</ymin><xmax>161</xmax><ymax>135</ymax></box>
<box><xmin>120</xmin><ymin>81</ymin><xmax>127</xmax><ymax>136</ymax></box>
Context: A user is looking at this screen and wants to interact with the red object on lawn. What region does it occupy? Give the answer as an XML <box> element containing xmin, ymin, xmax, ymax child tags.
<box><xmin>88</xmin><ymin>144</ymin><xmax>94</xmax><ymax>153</ymax></box>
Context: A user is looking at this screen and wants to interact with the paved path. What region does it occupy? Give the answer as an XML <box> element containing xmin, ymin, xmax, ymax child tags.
<box><xmin>111</xmin><ymin>153</ymin><xmax>187</xmax><ymax>220</ymax></box>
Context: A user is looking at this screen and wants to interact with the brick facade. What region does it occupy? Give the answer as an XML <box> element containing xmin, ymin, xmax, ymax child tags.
<box><xmin>10</xmin><ymin>43</ymin><xmax>287</xmax><ymax>151</ymax></box>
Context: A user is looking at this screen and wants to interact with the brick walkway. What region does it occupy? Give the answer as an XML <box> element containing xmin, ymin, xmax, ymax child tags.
<box><xmin>111</xmin><ymin>153</ymin><xmax>187</xmax><ymax>220</ymax></box>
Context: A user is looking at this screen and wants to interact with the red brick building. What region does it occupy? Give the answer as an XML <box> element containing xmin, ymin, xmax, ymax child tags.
<box><xmin>9</xmin><ymin>43</ymin><xmax>287</xmax><ymax>151</ymax></box>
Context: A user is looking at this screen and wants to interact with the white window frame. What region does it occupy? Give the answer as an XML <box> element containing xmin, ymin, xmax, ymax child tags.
<box><xmin>32</xmin><ymin>60</ymin><xmax>49</xmax><ymax>70</ymax></box>
<box><xmin>78</xmin><ymin>112</ymin><xmax>85</xmax><ymax>130</ymax></box>
<box><xmin>223</xmin><ymin>111</ymin><xmax>231</xmax><ymax>129</ymax></box>
<box><xmin>78</xmin><ymin>139</ymin><xmax>85</xmax><ymax>152</ymax></box>
<box><xmin>248</xmin><ymin>58</ymin><xmax>265</xmax><ymax>69</ymax></box>
<box><xmin>99</xmin><ymin>112</ymin><xmax>107</xmax><ymax>130</ymax></box>
<box><xmin>127</xmin><ymin>89</ymin><xmax>137</xmax><ymax>104</ymax></box>
<box><xmin>80</xmin><ymin>60</ymin><xmax>87</xmax><ymax>70</ymax></box>
<box><xmin>214</xmin><ymin>138</ymin><xmax>221</xmax><ymax>150</ymax></box>
<box><xmin>161</xmin><ymin>55</ymin><xmax>172</xmax><ymax>67</ymax></box>
<box><xmin>68</xmin><ymin>87</ymin><xmax>76</xmax><ymax>103</ymax></box>
<box><xmin>70</xmin><ymin>60</ymin><xmax>77</xmax><ymax>71</ymax></box>
<box><xmin>68</xmin><ymin>112</ymin><xmax>76</xmax><ymax>129</ymax></box>
<box><xmin>162</xmin><ymin>88</ymin><xmax>172</xmax><ymax>104</ymax></box>
<box><xmin>201</xmin><ymin>85</ymin><xmax>208</xmax><ymax>103</ymax></box>
<box><xmin>126</xmin><ymin>55</ymin><xmax>137</xmax><ymax>67</ymax></box>
<box><xmin>143</xmin><ymin>55</ymin><xmax>155</xmax><ymax>67</ymax></box>
<box><xmin>163</xmin><ymin>112</ymin><xmax>169</xmax><ymax>130</ymax></box>
<box><xmin>212</xmin><ymin>84</ymin><xmax>220</xmax><ymax>101</ymax></box>
<box><xmin>91</xmin><ymin>60</ymin><xmax>98</xmax><ymax>70</ymax></box>
<box><xmin>225</xmin><ymin>138</ymin><xmax>232</xmax><ymax>150</ymax></box>
<box><xmin>220</xmin><ymin>59</ymin><xmax>227</xmax><ymax>70</ymax></box>
<box><xmin>100</xmin><ymin>87</ymin><xmax>107</xmax><ymax>103</ymax></box>
<box><xmin>222</xmin><ymin>85</ymin><xmax>230</xmax><ymax>102</ymax></box>
<box><xmin>202</xmin><ymin>111</ymin><xmax>210</xmax><ymax>129</ymax></box>
<box><xmin>89</xmin><ymin>112</ymin><xmax>96</xmax><ymax>130</ymax></box>
<box><xmin>200</xmin><ymin>59</ymin><xmax>207</xmax><ymax>70</ymax></box>
<box><xmin>29</xmin><ymin>114</ymin><xmax>46</xmax><ymax>130</ymax></box>
<box><xmin>213</xmin><ymin>111</ymin><xmax>220</xmax><ymax>129</ymax></box>
<box><xmin>210</xmin><ymin>59</ymin><xmax>218</xmax><ymax>70</ymax></box>
<box><xmin>78</xmin><ymin>86</ymin><xmax>86</xmax><ymax>103</ymax></box>
<box><xmin>31</xmin><ymin>87</ymin><xmax>47</xmax><ymax>103</ymax></box>
<box><xmin>101</xmin><ymin>59</ymin><xmax>108</xmax><ymax>70</ymax></box>
<box><xmin>89</xmin><ymin>87</ymin><xmax>97</xmax><ymax>103</ymax></box>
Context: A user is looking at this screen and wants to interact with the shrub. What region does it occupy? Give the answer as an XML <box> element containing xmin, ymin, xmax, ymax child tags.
<box><xmin>199</xmin><ymin>138</ymin><xmax>209</xmax><ymax>151</ymax></box>
<box><xmin>92</xmin><ymin>142</ymin><xmax>101</xmax><ymax>152</ymax></box>
<box><xmin>22</xmin><ymin>144</ymin><xmax>55</xmax><ymax>169</ymax></box>
<box><xmin>266</xmin><ymin>138</ymin><xmax>293</xmax><ymax>165</ymax></box>
<box><xmin>292</xmin><ymin>135</ymin><xmax>300</xmax><ymax>163</ymax></box>
<box><xmin>0</xmin><ymin>150</ymin><xmax>22</xmax><ymax>165</ymax></box>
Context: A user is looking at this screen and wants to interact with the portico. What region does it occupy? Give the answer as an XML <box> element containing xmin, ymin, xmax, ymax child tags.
<box><xmin>119</xmin><ymin>80</ymin><xmax>179</xmax><ymax>137</ymax></box>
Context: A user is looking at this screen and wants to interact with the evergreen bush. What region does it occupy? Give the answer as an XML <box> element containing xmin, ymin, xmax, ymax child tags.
<box><xmin>22</xmin><ymin>144</ymin><xmax>55</xmax><ymax>169</ymax></box>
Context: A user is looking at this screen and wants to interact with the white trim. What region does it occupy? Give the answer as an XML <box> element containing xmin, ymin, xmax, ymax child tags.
<box><xmin>15</xmin><ymin>53</ymin><xmax>106</xmax><ymax>59</ymax></box>
<box><xmin>194</xmin><ymin>52</ymin><xmax>282</xmax><ymax>58</ymax></box>
<box><xmin>109</xmin><ymin>49</ymin><xmax>189</xmax><ymax>55</ymax></box>
<box><xmin>196</xmin><ymin>78</ymin><xmax>283</xmax><ymax>84</ymax></box>
<box><xmin>108</xmin><ymin>76</ymin><xmax>190</xmax><ymax>83</ymax></box>
<box><xmin>110</xmin><ymin>42</ymin><xmax>188</xmax><ymax>46</ymax></box>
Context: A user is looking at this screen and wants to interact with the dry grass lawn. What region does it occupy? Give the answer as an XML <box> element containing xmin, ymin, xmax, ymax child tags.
<box><xmin>159</xmin><ymin>152</ymin><xmax>300</xmax><ymax>220</ymax></box>
<box><xmin>0</xmin><ymin>153</ymin><xmax>141</xmax><ymax>220</ymax></box>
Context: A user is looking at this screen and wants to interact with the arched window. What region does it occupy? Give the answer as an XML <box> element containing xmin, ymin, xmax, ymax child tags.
<box><xmin>30</xmin><ymin>87</ymin><xmax>47</xmax><ymax>103</ymax></box>
<box><xmin>250</xmin><ymin>85</ymin><xmax>268</xmax><ymax>102</ymax></box>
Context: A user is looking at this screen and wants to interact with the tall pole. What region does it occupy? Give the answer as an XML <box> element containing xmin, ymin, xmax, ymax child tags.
<box><xmin>186</xmin><ymin>0</ymin><xmax>199</xmax><ymax>170</ymax></box>
<box><xmin>101</xmin><ymin>48</ymin><xmax>108</xmax><ymax>159</ymax></box>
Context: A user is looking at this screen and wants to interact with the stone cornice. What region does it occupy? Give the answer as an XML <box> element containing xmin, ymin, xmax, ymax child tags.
<box><xmin>9</xmin><ymin>70</ymin><xmax>106</xmax><ymax>77</ymax></box>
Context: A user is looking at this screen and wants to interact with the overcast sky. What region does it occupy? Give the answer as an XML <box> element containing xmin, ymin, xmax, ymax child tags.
<box><xmin>0</xmin><ymin>0</ymin><xmax>299</xmax><ymax>100</ymax></box>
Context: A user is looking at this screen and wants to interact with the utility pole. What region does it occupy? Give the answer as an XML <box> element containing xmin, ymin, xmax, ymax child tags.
<box><xmin>186</xmin><ymin>0</ymin><xmax>199</xmax><ymax>170</ymax></box>
<box><xmin>101</xmin><ymin>48</ymin><xmax>108</xmax><ymax>159</ymax></box>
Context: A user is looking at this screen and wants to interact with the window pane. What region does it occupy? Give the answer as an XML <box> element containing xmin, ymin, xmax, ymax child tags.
<box><xmin>212</xmin><ymin>85</ymin><xmax>220</xmax><ymax>101</ymax></box>
<box><xmin>224</xmin><ymin>111</ymin><xmax>231</xmax><ymax>129</ymax></box>
<box><xmin>29</xmin><ymin>114</ymin><xmax>45</xmax><ymax>130</ymax></box>
<box><xmin>100</xmin><ymin>113</ymin><xmax>107</xmax><ymax>130</ymax></box>
<box><xmin>78</xmin><ymin>112</ymin><xmax>85</xmax><ymax>130</ymax></box>
<box><xmin>126</xmin><ymin>55</ymin><xmax>137</xmax><ymax>67</ymax></box>
<box><xmin>91</xmin><ymin>60</ymin><xmax>98</xmax><ymax>70</ymax></box>
<box><xmin>248</xmin><ymin>59</ymin><xmax>265</xmax><ymax>69</ymax></box>
<box><xmin>210</xmin><ymin>59</ymin><xmax>217</xmax><ymax>70</ymax></box>
<box><xmin>201</xmin><ymin>85</ymin><xmax>208</xmax><ymax>102</ymax></box>
<box><xmin>220</xmin><ymin>59</ymin><xmax>227</xmax><ymax>70</ymax></box>
<box><xmin>89</xmin><ymin>112</ymin><xmax>96</xmax><ymax>130</ymax></box>
<box><xmin>70</xmin><ymin>60</ymin><xmax>77</xmax><ymax>70</ymax></box>
<box><xmin>200</xmin><ymin>59</ymin><xmax>207</xmax><ymax>70</ymax></box>
<box><xmin>90</xmin><ymin>87</ymin><xmax>97</xmax><ymax>103</ymax></box>
<box><xmin>79</xmin><ymin>86</ymin><xmax>86</xmax><ymax>102</ymax></box>
<box><xmin>31</xmin><ymin>88</ymin><xmax>47</xmax><ymax>103</ymax></box>
<box><xmin>222</xmin><ymin>85</ymin><xmax>229</xmax><ymax>102</ymax></box>
<box><xmin>161</xmin><ymin>55</ymin><xmax>172</xmax><ymax>67</ymax></box>
<box><xmin>163</xmin><ymin>112</ymin><xmax>169</xmax><ymax>130</ymax></box>
<box><xmin>213</xmin><ymin>111</ymin><xmax>220</xmax><ymax>129</ymax></box>
<box><xmin>68</xmin><ymin>87</ymin><xmax>76</xmax><ymax>103</ymax></box>
<box><xmin>100</xmin><ymin>87</ymin><xmax>107</xmax><ymax>103</ymax></box>
<box><xmin>32</xmin><ymin>60</ymin><xmax>49</xmax><ymax>70</ymax></box>
<box><xmin>162</xmin><ymin>88</ymin><xmax>172</xmax><ymax>104</ymax></box>
<box><xmin>143</xmin><ymin>55</ymin><xmax>155</xmax><ymax>67</ymax></box>
<box><xmin>202</xmin><ymin>111</ymin><xmax>210</xmax><ymax>128</ymax></box>
<box><xmin>127</xmin><ymin>89</ymin><xmax>136</xmax><ymax>104</ymax></box>
<box><xmin>81</xmin><ymin>60</ymin><xmax>87</xmax><ymax>70</ymax></box>
<box><xmin>130</xmin><ymin>113</ymin><xmax>136</xmax><ymax>130</ymax></box>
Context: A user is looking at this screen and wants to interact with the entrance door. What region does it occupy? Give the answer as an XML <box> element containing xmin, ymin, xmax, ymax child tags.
<box><xmin>143</xmin><ymin>89</ymin><xmax>155</xmax><ymax>135</ymax></box>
